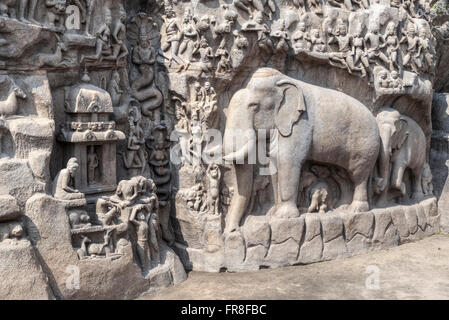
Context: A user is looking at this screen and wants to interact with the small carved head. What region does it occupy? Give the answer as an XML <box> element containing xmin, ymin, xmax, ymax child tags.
<box><xmin>67</xmin><ymin>158</ymin><xmax>79</xmax><ymax>175</ymax></box>
<box><xmin>14</xmin><ymin>86</ymin><xmax>27</xmax><ymax>99</ymax></box>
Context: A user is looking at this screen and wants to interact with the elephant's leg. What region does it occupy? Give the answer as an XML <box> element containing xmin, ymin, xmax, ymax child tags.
<box><xmin>411</xmin><ymin>166</ymin><xmax>424</xmax><ymax>200</ymax></box>
<box><xmin>350</xmin><ymin>179</ymin><xmax>369</xmax><ymax>212</ymax></box>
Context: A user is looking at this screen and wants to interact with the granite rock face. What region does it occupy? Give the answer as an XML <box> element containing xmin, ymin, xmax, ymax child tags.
<box><xmin>0</xmin><ymin>0</ymin><xmax>447</xmax><ymax>299</ymax></box>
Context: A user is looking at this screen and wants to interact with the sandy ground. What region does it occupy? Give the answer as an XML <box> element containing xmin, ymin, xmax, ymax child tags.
<box><xmin>140</xmin><ymin>234</ymin><xmax>449</xmax><ymax>300</ymax></box>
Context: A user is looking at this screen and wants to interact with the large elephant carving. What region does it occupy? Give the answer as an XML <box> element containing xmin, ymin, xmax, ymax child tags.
<box><xmin>222</xmin><ymin>68</ymin><xmax>380</xmax><ymax>233</ymax></box>
<box><xmin>375</xmin><ymin>107</ymin><xmax>426</xmax><ymax>206</ymax></box>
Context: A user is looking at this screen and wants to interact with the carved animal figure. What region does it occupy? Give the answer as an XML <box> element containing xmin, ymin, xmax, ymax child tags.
<box><xmin>0</xmin><ymin>85</ymin><xmax>27</xmax><ymax>117</ymax></box>
<box><xmin>223</xmin><ymin>68</ymin><xmax>380</xmax><ymax>232</ymax></box>
<box><xmin>375</xmin><ymin>107</ymin><xmax>426</xmax><ymax>205</ymax></box>
<box><xmin>37</xmin><ymin>39</ymin><xmax>68</xmax><ymax>67</ymax></box>
<box><xmin>77</xmin><ymin>230</ymin><xmax>114</xmax><ymax>258</ymax></box>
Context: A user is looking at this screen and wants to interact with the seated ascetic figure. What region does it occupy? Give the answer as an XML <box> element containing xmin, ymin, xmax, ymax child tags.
<box><xmin>52</xmin><ymin>158</ymin><xmax>85</xmax><ymax>201</ymax></box>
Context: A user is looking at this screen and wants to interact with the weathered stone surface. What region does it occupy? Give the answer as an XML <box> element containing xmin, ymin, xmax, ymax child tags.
<box><xmin>346</xmin><ymin>234</ymin><xmax>372</xmax><ymax>256</ymax></box>
<box><xmin>0</xmin><ymin>239</ymin><xmax>54</xmax><ymax>300</ymax></box>
<box><xmin>416</xmin><ymin>205</ymin><xmax>427</xmax><ymax>231</ymax></box>
<box><xmin>391</xmin><ymin>206</ymin><xmax>410</xmax><ymax>239</ymax></box>
<box><xmin>297</xmin><ymin>235</ymin><xmax>323</xmax><ymax>264</ymax></box>
<box><xmin>224</xmin><ymin>231</ymin><xmax>246</xmax><ymax>270</ymax></box>
<box><xmin>244</xmin><ymin>245</ymin><xmax>268</xmax><ymax>270</ymax></box>
<box><xmin>270</xmin><ymin>217</ymin><xmax>304</xmax><ymax>244</ymax></box>
<box><xmin>304</xmin><ymin>214</ymin><xmax>321</xmax><ymax>242</ymax></box>
<box><xmin>265</xmin><ymin>238</ymin><xmax>299</xmax><ymax>267</ymax></box>
<box><xmin>341</xmin><ymin>211</ymin><xmax>374</xmax><ymax>241</ymax></box>
<box><xmin>372</xmin><ymin>209</ymin><xmax>392</xmax><ymax>243</ymax></box>
<box><xmin>0</xmin><ymin>195</ymin><xmax>20</xmax><ymax>222</ymax></box>
<box><xmin>320</xmin><ymin>214</ymin><xmax>344</xmax><ymax>243</ymax></box>
<box><xmin>322</xmin><ymin>236</ymin><xmax>348</xmax><ymax>261</ymax></box>
<box><xmin>404</xmin><ymin>206</ymin><xmax>419</xmax><ymax>235</ymax></box>
<box><xmin>242</xmin><ymin>215</ymin><xmax>271</xmax><ymax>248</ymax></box>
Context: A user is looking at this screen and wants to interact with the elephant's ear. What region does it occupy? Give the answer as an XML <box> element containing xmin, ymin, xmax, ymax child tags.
<box><xmin>274</xmin><ymin>80</ymin><xmax>306</xmax><ymax>137</ymax></box>
<box><xmin>391</xmin><ymin>118</ymin><xmax>409</xmax><ymax>151</ymax></box>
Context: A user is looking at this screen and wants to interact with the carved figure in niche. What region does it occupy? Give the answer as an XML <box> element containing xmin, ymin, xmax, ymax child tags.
<box><xmin>381</xmin><ymin>21</ymin><xmax>400</xmax><ymax>71</ymax></box>
<box><xmin>52</xmin><ymin>158</ymin><xmax>85</xmax><ymax>200</ymax></box>
<box><xmin>132</xmin><ymin>32</ymin><xmax>163</xmax><ymax>121</ymax></box>
<box><xmin>87</xmin><ymin>146</ymin><xmax>99</xmax><ymax>185</ymax></box>
<box><xmin>111</xmin><ymin>5</ymin><xmax>129</xmax><ymax>65</ymax></box>
<box><xmin>215</xmin><ymin>38</ymin><xmax>232</xmax><ymax>75</ymax></box>
<box><xmin>46</xmin><ymin>0</ymin><xmax>67</xmax><ymax>28</ymax></box>
<box><xmin>417</xmin><ymin>26</ymin><xmax>435</xmax><ymax>75</ymax></box>
<box><xmin>162</xmin><ymin>9</ymin><xmax>185</xmax><ymax>71</ymax></box>
<box><xmin>0</xmin><ymin>80</ymin><xmax>27</xmax><ymax>117</ymax></box>
<box><xmin>70</xmin><ymin>0</ymin><xmax>95</xmax><ymax>35</ymax></box>
<box><xmin>123</xmin><ymin>106</ymin><xmax>146</xmax><ymax>173</ymax></box>
<box><xmin>80</xmin><ymin>7</ymin><xmax>114</xmax><ymax>63</ymax></box>
<box><xmin>307</xmin><ymin>182</ymin><xmax>331</xmax><ymax>213</ymax></box>
<box><xmin>179</xmin><ymin>8</ymin><xmax>199</xmax><ymax>71</ymax></box>
<box><xmin>77</xmin><ymin>229</ymin><xmax>114</xmax><ymax>259</ymax></box>
<box><xmin>292</xmin><ymin>22</ymin><xmax>311</xmax><ymax>53</ymax></box>
<box><xmin>364</xmin><ymin>25</ymin><xmax>389</xmax><ymax>67</ymax></box>
<box><xmin>389</xmin><ymin>70</ymin><xmax>403</xmax><ymax>92</ymax></box>
<box><xmin>108</xmin><ymin>71</ymin><xmax>123</xmax><ymax>106</ymax></box>
<box><xmin>173</xmin><ymin>97</ymin><xmax>191</xmax><ymax>165</ymax></box>
<box><xmin>310</xmin><ymin>29</ymin><xmax>326</xmax><ymax>53</ymax></box>
<box><xmin>328</xmin><ymin>19</ymin><xmax>353</xmax><ymax>73</ymax></box>
<box><xmin>400</xmin><ymin>23</ymin><xmax>421</xmax><ymax>74</ymax></box>
<box><xmin>222</xmin><ymin>68</ymin><xmax>381</xmax><ymax>232</ymax></box>
<box><xmin>242</xmin><ymin>12</ymin><xmax>273</xmax><ymax>57</ymax></box>
<box><xmin>234</xmin><ymin>0</ymin><xmax>276</xmax><ymax>18</ymax></box>
<box><xmin>375</xmin><ymin>107</ymin><xmax>426</xmax><ymax>205</ymax></box>
<box><xmin>421</xmin><ymin>163</ymin><xmax>433</xmax><ymax>195</ymax></box>
<box><xmin>192</xmin><ymin>36</ymin><xmax>214</xmax><ymax>78</ymax></box>
<box><xmin>206</xmin><ymin>163</ymin><xmax>221</xmax><ymax>215</ymax></box>
<box><xmin>18</xmin><ymin>0</ymin><xmax>38</xmax><ymax>24</ymax></box>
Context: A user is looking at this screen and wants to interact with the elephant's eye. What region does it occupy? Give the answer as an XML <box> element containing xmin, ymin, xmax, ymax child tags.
<box><xmin>248</xmin><ymin>103</ymin><xmax>259</xmax><ymax>111</ymax></box>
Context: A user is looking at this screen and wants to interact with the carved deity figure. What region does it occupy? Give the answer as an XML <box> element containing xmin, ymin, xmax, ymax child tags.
<box><xmin>206</xmin><ymin>163</ymin><xmax>221</xmax><ymax>215</ymax></box>
<box><xmin>179</xmin><ymin>8</ymin><xmax>199</xmax><ymax>71</ymax></box>
<box><xmin>193</xmin><ymin>36</ymin><xmax>214</xmax><ymax>77</ymax></box>
<box><xmin>389</xmin><ymin>70</ymin><xmax>403</xmax><ymax>93</ymax></box>
<box><xmin>381</xmin><ymin>21</ymin><xmax>400</xmax><ymax>71</ymax></box>
<box><xmin>400</xmin><ymin>23</ymin><xmax>421</xmax><ymax>74</ymax></box>
<box><xmin>130</xmin><ymin>206</ymin><xmax>151</xmax><ymax>270</ymax></box>
<box><xmin>364</xmin><ymin>25</ymin><xmax>389</xmax><ymax>67</ymax></box>
<box><xmin>190</xmin><ymin>113</ymin><xmax>203</xmax><ymax>167</ymax></box>
<box><xmin>328</xmin><ymin>19</ymin><xmax>354</xmax><ymax>73</ymax></box>
<box><xmin>310</xmin><ymin>29</ymin><xmax>326</xmax><ymax>53</ymax></box>
<box><xmin>215</xmin><ymin>38</ymin><xmax>232</xmax><ymax>75</ymax></box>
<box><xmin>242</xmin><ymin>12</ymin><xmax>273</xmax><ymax>57</ymax></box>
<box><xmin>123</xmin><ymin>107</ymin><xmax>146</xmax><ymax>173</ymax></box>
<box><xmin>173</xmin><ymin>97</ymin><xmax>191</xmax><ymax>165</ymax></box>
<box><xmin>351</xmin><ymin>31</ymin><xmax>369</xmax><ymax>77</ymax></box>
<box><xmin>417</xmin><ymin>26</ymin><xmax>435</xmax><ymax>75</ymax></box>
<box><xmin>87</xmin><ymin>146</ymin><xmax>99</xmax><ymax>185</ymax></box>
<box><xmin>108</xmin><ymin>71</ymin><xmax>123</xmax><ymax>106</ymax></box>
<box><xmin>52</xmin><ymin>158</ymin><xmax>85</xmax><ymax>200</ymax></box>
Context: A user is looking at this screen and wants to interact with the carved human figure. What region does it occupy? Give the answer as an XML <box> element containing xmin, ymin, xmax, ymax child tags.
<box><xmin>108</xmin><ymin>71</ymin><xmax>123</xmax><ymax>106</ymax></box>
<box><xmin>417</xmin><ymin>26</ymin><xmax>435</xmax><ymax>75</ymax></box>
<box><xmin>215</xmin><ymin>38</ymin><xmax>232</xmax><ymax>75</ymax></box>
<box><xmin>162</xmin><ymin>9</ymin><xmax>185</xmax><ymax>70</ymax></box>
<box><xmin>173</xmin><ymin>97</ymin><xmax>191</xmax><ymax>165</ymax></box>
<box><xmin>130</xmin><ymin>205</ymin><xmax>151</xmax><ymax>270</ymax></box>
<box><xmin>193</xmin><ymin>36</ymin><xmax>214</xmax><ymax>77</ymax></box>
<box><xmin>70</xmin><ymin>0</ymin><xmax>95</xmax><ymax>35</ymax></box>
<box><xmin>351</xmin><ymin>30</ymin><xmax>369</xmax><ymax>77</ymax></box>
<box><xmin>179</xmin><ymin>8</ymin><xmax>199</xmax><ymax>70</ymax></box>
<box><xmin>400</xmin><ymin>23</ymin><xmax>421</xmax><ymax>74</ymax></box>
<box><xmin>421</xmin><ymin>163</ymin><xmax>433</xmax><ymax>195</ymax></box>
<box><xmin>206</xmin><ymin>163</ymin><xmax>221</xmax><ymax>215</ymax></box>
<box><xmin>381</xmin><ymin>21</ymin><xmax>400</xmax><ymax>71</ymax></box>
<box><xmin>389</xmin><ymin>70</ymin><xmax>403</xmax><ymax>93</ymax></box>
<box><xmin>364</xmin><ymin>25</ymin><xmax>389</xmax><ymax>67</ymax></box>
<box><xmin>18</xmin><ymin>0</ymin><xmax>38</xmax><ymax>24</ymax></box>
<box><xmin>87</xmin><ymin>146</ymin><xmax>99</xmax><ymax>185</ymax></box>
<box><xmin>310</xmin><ymin>29</ymin><xmax>326</xmax><ymax>53</ymax></box>
<box><xmin>328</xmin><ymin>19</ymin><xmax>354</xmax><ymax>73</ymax></box>
<box><xmin>271</xmin><ymin>19</ymin><xmax>290</xmax><ymax>55</ymax></box>
<box><xmin>190</xmin><ymin>113</ymin><xmax>203</xmax><ymax>166</ymax></box>
<box><xmin>123</xmin><ymin>107</ymin><xmax>146</xmax><ymax>173</ymax></box>
<box><xmin>52</xmin><ymin>158</ymin><xmax>85</xmax><ymax>200</ymax></box>
<box><xmin>201</xmin><ymin>82</ymin><xmax>218</xmax><ymax>130</ymax></box>
<box><xmin>292</xmin><ymin>22</ymin><xmax>311</xmax><ymax>52</ymax></box>
<box><xmin>111</xmin><ymin>5</ymin><xmax>129</xmax><ymax>64</ymax></box>
<box><xmin>234</xmin><ymin>0</ymin><xmax>276</xmax><ymax>18</ymax></box>
<box><xmin>242</xmin><ymin>12</ymin><xmax>273</xmax><ymax>57</ymax></box>
<box><xmin>46</xmin><ymin>0</ymin><xmax>67</xmax><ymax>28</ymax></box>
<box><xmin>80</xmin><ymin>7</ymin><xmax>114</xmax><ymax>63</ymax></box>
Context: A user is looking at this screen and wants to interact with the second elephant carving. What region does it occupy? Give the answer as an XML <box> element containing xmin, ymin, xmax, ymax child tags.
<box><xmin>222</xmin><ymin>68</ymin><xmax>381</xmax><ymax>233</ymax></box>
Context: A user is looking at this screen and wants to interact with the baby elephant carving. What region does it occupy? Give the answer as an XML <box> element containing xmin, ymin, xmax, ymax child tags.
<box><xmin>375</xmin><ymin>107</ymin><xmax>426</xmax><ymax>206</ymax></box>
